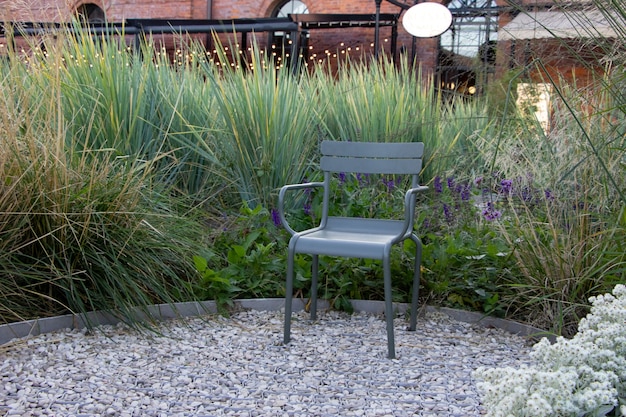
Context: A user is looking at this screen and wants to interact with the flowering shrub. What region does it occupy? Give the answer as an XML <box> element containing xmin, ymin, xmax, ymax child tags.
<box><xmin>474</xmin><ymin>284</ymin><xmax>626</xmax><ymax>417</ymax></box>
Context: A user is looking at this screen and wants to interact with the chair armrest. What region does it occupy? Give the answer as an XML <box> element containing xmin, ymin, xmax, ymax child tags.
<box><xmin>399</xmin><ymin>185</ymin><xmax>429</xmax><ymax>238</ymax></box>
<box><xmin>278</xmin><ymin>181</ymin><xmax>325</xmax><ymax>235</ymax></box>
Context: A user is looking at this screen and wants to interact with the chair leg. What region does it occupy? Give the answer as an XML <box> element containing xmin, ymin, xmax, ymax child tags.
<box><xmin>284</xmin><ymin>247</ymin><xmax>295</xmax><ymax>345</ymax></box>
<box><xmin>383</xmin><ymin>254</ymin><xmax>396</xmax><ymax>359</ymax></box>
<box><xmin>310</xmin><ymin>254</ymin><xmax>319</xmax><ymax>321</ymax></box>
<box><xmin>409</xmin><ymin>235</ymin><xmax>422</xmax><ymax>331</ymax></box>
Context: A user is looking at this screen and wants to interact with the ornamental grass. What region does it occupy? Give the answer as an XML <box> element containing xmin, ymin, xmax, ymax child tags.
<box><xmin>0</xmin><ymin>9</ymin><xmax>623</xmax><ymax>342</ymax></box>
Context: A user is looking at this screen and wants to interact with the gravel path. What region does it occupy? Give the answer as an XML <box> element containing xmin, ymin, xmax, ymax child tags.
<box><xmin>1</xmin><ymin>309</ymin><xmax>532</xmax><ymax>416</ymax></box>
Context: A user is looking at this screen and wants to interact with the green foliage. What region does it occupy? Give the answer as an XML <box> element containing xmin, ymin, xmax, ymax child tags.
<box><xmin>310</xmin><ymin>57</ymin><xmax>492</xmax><ymax>180</ymax></box>
<box><xmin>13</xmin><ymin>26</ymin><xmax>223</xmax><ymax>200</ymax></box>
<box><xmin>475</xmin><ymin>0</ymin><xmax>626</xmax><ymax>334</ymax></box>
<box><xmin>416</xmin><ymin>174</ymin><xmax>514</xmax><ymax>316</ymax></box>
<box><xmin>314</xmin><ymin>58</ymin><xmax>436</xmax><ymax>144</ymax></box>
<box><xmin>0</xmin><ymin>53</ymin><xmax>206</xmax><ymax>324</ymax></box>
<box><xmin>192</xmin><ymin>204</ymin><xmax>289</xmax><ymax>302</ymax></box>
<box><xmin>497</xmin><ymin>183</ymin><xmax>626</xmax><ymax>336</ymax></box>
<box><xmin>0</xmin><ymin>24</ymin><xmax>224</xmax><ymax>327</ymax></box>
<box><xmin>200</xmin><ymin>40</ymin><xmax>320</xmax><ymax>209</ymax></box>
<box><xmin>421</xmin><ymin>230</ymin><xmax>509</xmax><ymax>316</ymax></box>
<box><xmin>0</xmin><ymin>10</ymin><xmax>623</xmax><ymax>340</ymax></box>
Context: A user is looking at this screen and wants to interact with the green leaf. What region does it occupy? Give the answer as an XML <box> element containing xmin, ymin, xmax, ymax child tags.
<box><xmin>227</xmin><ymin>245</ymin><xmax>246</xmax><ymax>263</ymax></box>
<box><xmin>193</xmin><ymin>255</ymin><xmax>208</xmax><ymax>273</ymax></box>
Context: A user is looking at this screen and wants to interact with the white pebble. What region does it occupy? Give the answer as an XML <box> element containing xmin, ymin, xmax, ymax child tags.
<box><xmin>0</xmin><ymin>310</ymin><xmax>531</xmax><ymax>416</ymax></box>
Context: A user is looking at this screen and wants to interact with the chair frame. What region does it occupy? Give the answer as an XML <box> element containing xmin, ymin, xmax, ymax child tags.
<box><xmin>278</xmin><ymin>140</ymin><xmax>427</xmax><ymax>359</ymax></box>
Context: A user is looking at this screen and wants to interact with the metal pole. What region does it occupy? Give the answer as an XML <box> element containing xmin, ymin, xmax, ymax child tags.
<box><xmin>290</xmin><ymin>26</ymin><xmax>300</xmax><ymax>74</ymax></box>
<box><xmin>410</xmin><ymin>0</ymin><xmax>418</xmax><ymax>64</ymax></box>
<box><xmin>374</xmin><ymin>0</ymin><xmax>382</xmax><ymax>59</ymax></box>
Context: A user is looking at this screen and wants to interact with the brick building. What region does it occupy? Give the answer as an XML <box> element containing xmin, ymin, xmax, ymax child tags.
<box><xmin>0</xmin><ymin>0</ymin><xmax>619</xmax><ymax>97</ymax></box>
<box><xmin>0</xmin><ymin>0</ymin><xmax>429</xmax><ymax>69</ymax></box>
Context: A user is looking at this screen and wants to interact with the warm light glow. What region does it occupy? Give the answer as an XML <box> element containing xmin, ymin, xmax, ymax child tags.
<box><xmin>11</xmin><ymin>31</ymin><xmax>407</xmax><ymax>69</ymax></box>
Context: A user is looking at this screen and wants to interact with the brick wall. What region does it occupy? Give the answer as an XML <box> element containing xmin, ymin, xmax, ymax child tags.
<box><xmin>0</xmin><ymin>0</ymin><xmax>198</xmax><ymax>21</ymax></box>
<box><xmin>108</xmin><ymin>0</ymin><xmax>194</xmax><ymax>20</ymax></box>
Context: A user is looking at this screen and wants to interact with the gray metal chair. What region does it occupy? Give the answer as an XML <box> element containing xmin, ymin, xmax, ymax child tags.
<box><xmin>278</xmin><ymin>140</ymin><xmax>427</xmax><ymax>359</ymax></box>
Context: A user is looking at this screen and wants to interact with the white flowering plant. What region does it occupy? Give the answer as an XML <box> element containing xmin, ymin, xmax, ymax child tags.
<box><xmin>474</xmin><ymin>284</ymin><xmax>626</xmax><ymax>417</ymax></box>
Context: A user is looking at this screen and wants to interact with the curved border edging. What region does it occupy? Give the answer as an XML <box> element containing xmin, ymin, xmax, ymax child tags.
<box><xmin>0</xmin><ymin>298</ymin><xmax>554</xmax><ymax>346</ymax></box>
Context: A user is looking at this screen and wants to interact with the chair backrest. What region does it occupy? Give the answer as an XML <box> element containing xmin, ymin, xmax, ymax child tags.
<box><xmin>320</xmin><ymin>141</ymin><xmax>424</xmax><ymax>175</ymax></box>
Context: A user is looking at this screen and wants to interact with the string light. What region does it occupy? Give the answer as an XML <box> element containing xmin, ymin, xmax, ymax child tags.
<box><xmin>1</xmin><ymin>28</ymin><xmax>391</xmax><ymax>72</ymax></box>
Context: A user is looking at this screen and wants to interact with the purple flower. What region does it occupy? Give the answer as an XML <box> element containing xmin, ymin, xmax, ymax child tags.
<box><xmin>338</xmin><ymin>172</ymin><xmax>346</xmax><ymax>184</ymax></box>
<box><xmin>434</xmin><ymin>176</ymin><xmax>443</xmax><ymax>193</ymax></box>
<box><xmin>220</xmin><ymin>213</ymin><xmax>229</xmax><ymax>231</ymax></box>
<box><xmin>474</xmin><ymin>176</ymin><xmax>483</xmax><ymax>187</ymax></box>
<box><xmin>443</xmin><ymin>203</ymin><xmax>454</xmax><ymax>223</ymax></box>
<box><xmin>544</xmin><ymin>188</ymin><xmax>555</xmax><ymax>201</ymax></box>
<box><xmin>302</xmin><ymin>178</ymin><xmax>312</xmax><ymax>195</ymax></box>
<box><xmin>271</xmin><ymin>208</ymin><xmax>281</xmax><ymax>227</ymax></box>
<box><xmin>482</xmin><ymin>202</ymin><xmax>502</xmax><ymax>221</ymax></box>
<box><xmin>356</xmin><ymin>173</ymin><xmax>370</xmax><ymax>185</ymax></box>
<box><xmin>521</xmin><ymin>186</ymin><xmax>535</xmax><ymax>202</ymax></box>
<box><xmin>382</xmin><ymin>176</ymin><xmax>395</xmax><ymax>191</ymax></box>
<box><xmin>500</xmin><ymin>179</ymin><xmax>513</xmax><ymax>195</ymax></box>
<box><xmin>303</xmin><ymin>203</ymin><xmax>312</xmax><ymax>216</ymax></box>
<box><xmin>456</xmin><ymin>182</ymin><xmax>471</xmax><ymax>202</ymax></box>
<box><xmin>447</xmin><ymin>177</ymin><xmax>455</xmax><ymax>190</ymax></box>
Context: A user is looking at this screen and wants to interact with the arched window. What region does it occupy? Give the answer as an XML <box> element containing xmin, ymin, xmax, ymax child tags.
<box><xmin>438</xmin><ymin>0</ymin><xmax>498</xmax><ymax>96</ymax></box>
<box><xmin>75</xmin><ymin>3</ymin><xmax>106</xmax><ymax>24</ymax></box>
<box><xmin>275</xmin><ymin>0</ymin><xmax>309</xmax><ymax>17</ymax></box>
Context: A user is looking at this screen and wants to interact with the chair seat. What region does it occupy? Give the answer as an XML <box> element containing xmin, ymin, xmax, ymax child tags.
<box><xmin>292</xmin><ymin>217</ymin><xmax>408</xmax><ymax>259</ymax></box>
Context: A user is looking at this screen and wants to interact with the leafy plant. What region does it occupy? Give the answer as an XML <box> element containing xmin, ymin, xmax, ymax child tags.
<box><xmin>193</xmin><ymin>204</ymin><xmax>290</xmax><ymax>303</ymax></box>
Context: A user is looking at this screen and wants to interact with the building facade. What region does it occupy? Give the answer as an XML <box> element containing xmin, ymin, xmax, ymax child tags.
<box><xmin>1</xmin><ymin>0</ymin><xmax>618</xmax><ymax>97</ymax></box>
<box><xmin>0</xmin><ymin>0</ymin><xmax>425</xmax><ymax>67</ymax></box>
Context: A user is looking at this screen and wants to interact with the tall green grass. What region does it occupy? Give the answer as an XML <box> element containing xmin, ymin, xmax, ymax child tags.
<box><xmin>308</xmin><ymin>56</ymin><xmax>492</xmax><ymax>183</ymax></box>
<box><xmin>0</xmin><ymin>27</ymin><xmax>210</xmax><ymax>325</ymax></box>
<box><xmin>47</xmin><ymin>29</ymin><xmax>223</xmax><ymax>200</ymax></box>
<box><xmin>2</xmin><ymin>12</ymin><xmax>622</xmax><ymax>335</ymax></box>
<box><xmin>315</xmin><ymin>58</ymin><xmax>437</xmax><ymax>144</ymax></box>
<box><xmin>199</xmin><ymin>41</ymin><xmax>321</xmax><ymax>209</ymax></box>
<box><xmin>476</xmin><ymin>0</ymin><xmax>626</xmax><ymax>335</ymax></box>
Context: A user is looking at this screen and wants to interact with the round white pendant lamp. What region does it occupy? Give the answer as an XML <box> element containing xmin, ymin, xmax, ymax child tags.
<box><xmin>402</xmin><ymin>2</ymin><xmax>453</xmax><ymax>38</ymax></box>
